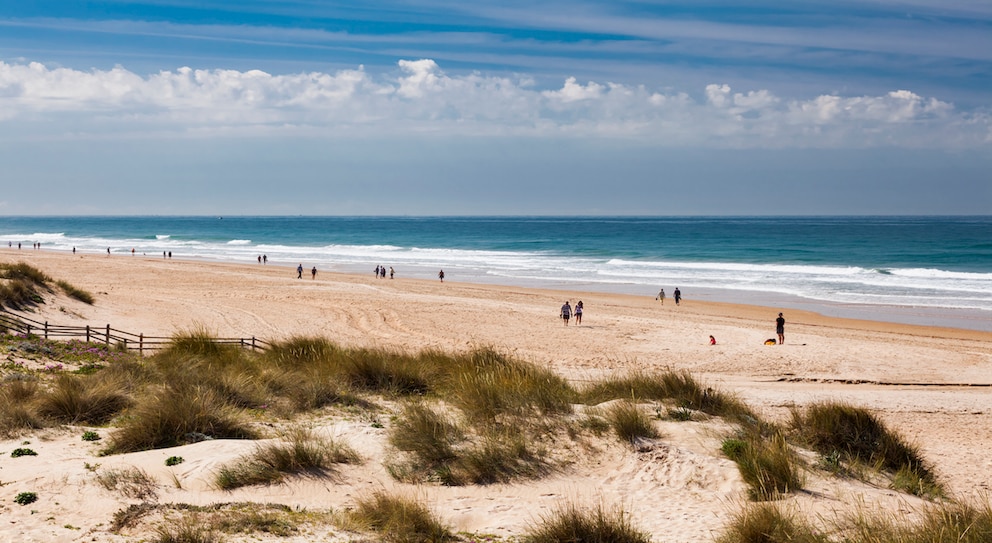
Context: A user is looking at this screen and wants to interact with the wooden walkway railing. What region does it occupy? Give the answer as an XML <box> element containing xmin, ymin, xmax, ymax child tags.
<box><xmin>0</xmin><ymin>310</ymin><xmax>270</xmax><ymax>355</ymax></box>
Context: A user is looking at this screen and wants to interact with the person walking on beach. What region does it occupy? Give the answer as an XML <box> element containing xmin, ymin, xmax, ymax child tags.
<box><xmin>560</xmin><ymin>301</ymin><xmax>572</xmax><ymax>326</ymax></box>
<box><xmin>297</xmin><ymin>264</ymin><xmax>303</xmax><ymax>279</ymax></box>
<box><xmin>389</xmin><ymin>267</ymin><xmax>394</xmax><ymax>279</ymax></box>
<box><xmin>657</xmin><ymin>289</ymin><xmax>665</xmax><ymax>304</ymax></box>
<box><xmin>375</xmin><ymin>265</ymin><xmax>381</xmax><ymax>278</ymax></box>
<box><xmin>262</xmin><ymin>254</ymin><xmax>266</xmax><ymax>264</ymax></box>
<box><xmin>575</xmin><ymin>301</ymin><xmax>583</xmax><ymax>325</ymax></box>
<box><xmin>311</xmin><ymin>266</ymin><xmax>317</xmax><ymax>279</ymax></box>
<box><xmin>776</xmin><ymin>313</ymin><xmax>785</xmax><ymax>345</ymax></box>
<box><xmin>674</xmin><ymin>288</ymin><xmax>681</xmax><ymax>306</ymax></box>
<box><xmin>438</xmin><ymin>269</ymin><xmax>445</xmax><ymax>282</ymax></box>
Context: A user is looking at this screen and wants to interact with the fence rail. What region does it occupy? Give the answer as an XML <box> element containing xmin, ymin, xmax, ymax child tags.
<box><xmin>0</xmin><ymin>310</ymin><xmax>270</xmax><ymax>354</ymax></box>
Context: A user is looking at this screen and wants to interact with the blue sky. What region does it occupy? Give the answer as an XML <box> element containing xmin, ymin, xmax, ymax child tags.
<box><xmin>0</xmin><ymin>1</ymin><xmax>990</xmax><ymax>215</ymax></box>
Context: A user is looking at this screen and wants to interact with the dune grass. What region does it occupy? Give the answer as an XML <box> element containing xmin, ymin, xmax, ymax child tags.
<box><xmin>716</xmin><ymin>503</ymin><xmax>829</xmax><ymax>543</ymax></box>
<box><xmin>605</xmin><ymin>400</ymin><xmax>659</xmax><ymax>444</ymax></box>
<box><xmin>0</xmin><ymin>262</ymin><xmax>52</xmax><ymax>309</ymax></box>
<box><xmin>790</xmin><ymin>401</ymin><xmax>942</xmax><ymax>498</ymax></box>
<box><xmin>345</xmin><ymin>491</ymin><xmax>455</xmax><ymax>543</ymax></box>
<box><xmin>722</xmin><ymin>432</ymin><xmax>804</xmax><ymax>501</ymax></box>
<box><xmin>522</xmin><ymin>501</ymin><xmax>651</xmax><ymax>543</ymax></box>
<box><xmin>0</xmin><ymin>378</ymin><xmax>44</xmax><ymax>435</ymax></box>
<box><xmin>34</xmin><ymin>373</ymin><xmax>131</xmax><ymax>425</ymax></box>
<box><xmin>214</xmin><ymin>427</ymin><xmax>359</xmax><ymax>490</ymax></box>
<box><xmin>55</xmin><ymin>279</ymin><xmax>94</xmax><ymax>305</ymax></box>
<box><xmin>96</xmin><ymin>466</ymin><xmax>159</xmax><ymax>500</ymax></box>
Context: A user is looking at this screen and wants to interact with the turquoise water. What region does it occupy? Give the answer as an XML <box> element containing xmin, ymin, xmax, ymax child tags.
<box><xmin>2</xmin><ymin>216</ymin><xmax>990</xmax><ymax>330</ymax></box>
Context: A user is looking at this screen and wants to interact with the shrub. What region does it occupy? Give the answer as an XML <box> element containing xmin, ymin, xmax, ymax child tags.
<box><xmin>153</xmin><ymin>515</ymin><xmax>218</xmax><ymax>543</ymax></box>
<box><xmin>14</xmin><ymin>491</ymin><xmax>38</xmax><ymax>505</ymax></box>
<box><xmin>0</xmin><ymin>379</ymin><xmax>44</xmax><ymax>435</ymax></box>
<box><xmin>522</xmin><ymin>501</ymin><xmax>651</xmax><ymax>543</ymax></box>
<box><xmin>722</xmin><ymin>432</ymin><xmax>803</xmax><ymax>501</ymax></box>
<box><xmin>606</xmin><ymin>401</ymin><xmax>659</xmax><ymax>444</ymax></box>
<box><xmin>455</xmin><ymin>429</ymin><xmax>547</xmax><ymax>485</ymax></box>
<box><xmin>346</xmin><ymin>491</ymin><xmax>454</xmax><ymax>543</ymax></box>
<box><xmin>389</xmin><ymin>402</ymin><xmax>463</xmax><ymax>473</ymax></box>
<box><xmin>790</xmin><ymin>401</ymin><xmax>942</xmax><ymax>497</ymax></box>
<box><xmin>166</xmin><ymin>456</ymin><xmax>184</xmax><ymax>466</ymax></box>
<box><xmin>11</xmin><ymin>447</ymin><xmax>37</xmax><ymax>457</ymax></box>
<box><xmin>82</xmin><ymin>430</ymin><xmax>101</xmax><ymax>441</ymax></box>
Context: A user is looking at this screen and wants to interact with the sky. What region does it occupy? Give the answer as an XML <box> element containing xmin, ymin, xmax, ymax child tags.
<box><xmin>0</xmin><ymin>0</ymin><xmax>990</xmax><ymax>215</ymax></box>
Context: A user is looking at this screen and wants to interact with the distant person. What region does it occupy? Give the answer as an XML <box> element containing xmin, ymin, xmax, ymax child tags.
<box><xmin>18</xmin><ymin>243</ymin><xmax>21</xmax><ymax>249</ymax></box>
<box><xmin>73</xmin><ymin>247</ymin><xmax>76</xmax><ymax>254</ymax></box>
<box><xmin>575</xmin><ymin>300</ymin><xmax>583</xmax><ymax>325</ymax></box>
<box><xmin>657</xmin><ymin>289</ymin><xmax>665</xmax><ymax>304</ymax></box>
<box><xmin>297</xmin><ymin>263</ymin><xmax>303</xmax><ymax>279</ymax></box>
<box><xmin>106</xmin><ymin>247</ymin><xmax>110</xmax><ymax>256</ymax></box>
<box><xmin>776</xmin><ymin>313</ymin><xmax>786</xmax><ymax>345</ymax></box>
<box><xmin>709</xmin><ymin>335</ymin><xmax>716</xmax><ymax>345</ymax></box>
<box><xmin>380</xmin><ymin>266</ymin><xmax>386</xmax><ymax>279</ymax></box>
<box><xmin>168</xmin><ymin>251</ymin><xmax>172</xmax><ymax>258</ymax></box>
<box><xmin>438</xmin><ymin>269</ymin><xmax>445</xmax><ymax>282</ymax></box>
<box><xmin>262</xmin><ymin>254</ymin><xmax>266</xmax><ymax>264</ymax></box>
<box><xmin>311</xmin><ymin>266</ymin><xmax>317</xmax><ymax>279</ymax></box>
<box><xmin>258</xmin><ymin>255</ymin><xmax>261</xmax><ymax>264</ymax></box>
<box><xmin>560</xmin><ymin>301</ymin><xmax>572</xmax><ymax>326</ymax></box>
<box><xmin>375</xmin><ymin>265</ymin><xmax>381</xmax><ymax>277</ymax></box>
<box><xmin>131</xmin><ymin>248</ymin><xmax>135</xmax><ymax>256</ymax></box>
<box><xmin>674</xmin><ymin>287</ymin><xmax>681</xmax><ymax>306</ymax></box>
<box><xmin>389</xmin><ymin>267</ymin><xmax>394</xmax><ymax>279</ymax></box>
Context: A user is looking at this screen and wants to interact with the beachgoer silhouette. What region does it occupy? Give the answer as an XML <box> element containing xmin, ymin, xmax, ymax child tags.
<box><xmin>389</xmin><ymin>267</ymin><xmax>394</xmax><ymax>279</ymax></box>
<box><xmin>560</xmin><ymin>301</ymin><xmax>572</xmax><ymax>326</ymax></box>
<box><xmin>168</xmin><ymin>251</ymin><xmax>172</xmax><ymax>258</ymax></box>
<box><xmin>776</xmin><ymin>313</ymin><xmax>785</xmax><ymax>345</ymax></box>
<box><xmin>438</xmin><ymin>269</ymin><xmax>445</xmax><ymax>282</ymax></box>
<box><xmin>575</xmin><ymin>301</ymin><xmax>583</xmax><ymax>325</ymax></box>
<box><xmin>657</xmin><ymin>289</ymin><xmax>665</xmax><ymax>304</ymax></box>
<box><xmin>674</xmin><ymin>288</ymin><xmax>681</xmax><ymax>306</ymax></box>
<box><xmin>297</xmin><ymin>264</ymin><xmax>303</xmax><ymax>279</ymax></box>
<box><xmin>258</xmin><ymin>255</ymin><xmax>261</xmax><ymax>264</ymax></box>
<box><xmin>709</xmin><ymin>335</ymin><xmax>716</xmax><ymax>345</ymax></box>
<box><xmin>375</xmin><ymin>265</ymin><xmax>380</xmax><ymax>277</ymax></box>
<box><xmin>262</xmin><ymin>254</ymin><xmax>266</xmax><ymax>264</ymax></box>
<box><xmin>311</xmin><ymin>266</ymin><xmax>317</xmax><ymax>279</ymax></box>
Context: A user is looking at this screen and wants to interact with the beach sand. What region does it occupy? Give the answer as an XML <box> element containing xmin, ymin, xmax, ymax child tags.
<box><xmin>2</xmin><ymin>249</ymin><xmax>990</xmax><ymax>542</ymax></box>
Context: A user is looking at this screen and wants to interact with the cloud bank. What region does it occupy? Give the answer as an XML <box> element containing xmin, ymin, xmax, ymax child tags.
<box><xmin>1</xmin><ymin>59</ymin><xmax>988</xmax><ymax>148</ymax></box>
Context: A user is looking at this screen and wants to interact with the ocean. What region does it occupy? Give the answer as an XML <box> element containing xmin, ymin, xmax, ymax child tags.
<box><xmin>2</xmin><ymin>216</ymin><xmax>990</xmax><ymax>331</ymax></box>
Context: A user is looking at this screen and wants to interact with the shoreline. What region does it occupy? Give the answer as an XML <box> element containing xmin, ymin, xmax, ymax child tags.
<box><xmin>3</xmin><ymin>247</ymin><xmax>991</xmax><ymax>342</ymax></box>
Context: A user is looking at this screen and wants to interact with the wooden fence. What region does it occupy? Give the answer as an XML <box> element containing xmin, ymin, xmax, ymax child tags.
<box><xmin>0</xmin><ymin>310</ymin><xmax>269</xmax><ymax>355</ymax></box>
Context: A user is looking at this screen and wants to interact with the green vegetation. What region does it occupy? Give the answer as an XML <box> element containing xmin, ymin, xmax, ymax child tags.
<box><xmin>82</xmin><ymin>430</ymin><xmax>101</xmax><ymax>441</ymax></box>
<box><xmin>722</xmin><ymin>432</ymin><xmax>803</xmax><ymax>501</ymax></box>
<box><xmin>345</xmin><ymin>491</ymin><xmax>455</xmax><ymax>543</ymax></box>
<box><xmin>14</xmin><ymin>491</ymin><xmax>38</xmax><ymax>505</ymax></box>
<box><xmin>11</xmin><ymin>447</ymin><xmax>37</xmax><ymax>457</ymax></box>
<box><xmin>165</xmin><ymin>455</ymin><xmax>184</xmax><ymax>466</ymax></box>
<box><xmin>96</xmin><ymin>466</ymin><xmax>158</xmax><ymax>500</ymax></box>
<box><xmin>790</xmin><ymin>401</ymin><xmax>943</xmax><ymax>497</ymax></box>
<box><xmin>604</xmin><ymin>400</ymin><xmax>659</xmax><ymax>444</ymax></box>
<box><xmin>214</xmin><ymin>427</ymin><xmax>359</xmax><ymax>489</ymax></box>
<box><xmin>522</xmin><ymin>501</ymin><xmax>651</xmax><ymax>543</ymax></box>
<box><xmin>0</xmin><ymin>263</ymin><xmax>50</xmax><ymax>309</ymax></box>
<box><xmin>716</xmin><ymin>503</ymin><xmax>829</xmax><ymax>543</ymax></box>
<box><xmin>55</xmin><ymin>279</ymin><xmax>94</xmax><ymax>305</ymax></box>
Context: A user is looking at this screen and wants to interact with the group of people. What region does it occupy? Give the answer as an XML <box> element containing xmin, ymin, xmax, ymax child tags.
<box><xmin>296</xmin><ymin>264</ymin><xmax>318</xmax><ymax>279</ymax></box>
<box><xmin>559</xmin><ymin>300</ymin><xmax>584</xmax><ymax>326</ymax></box>
<box><xmin>656</xmin><ymin>287</ymin><xmax>682</xmax><ymax>305</ymax></box>
<box><xmin>256</xmin><ymin>255</ymin><xmax>268</xmax><ymax>264</ymax></box>
<box><xmin>373</xmin><ymin>265</ymin><xmax>394</xmax><ymax>279</ymax></box>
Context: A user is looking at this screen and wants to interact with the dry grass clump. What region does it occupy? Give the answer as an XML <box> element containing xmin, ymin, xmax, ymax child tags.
<box><xmin>96</xmin><ymin>466</ymin><xmax>159</xmax><ymax>500</ymax></box>
<box><xmin>790</xmin><ymin>401</ymin><xmax>942</xmax><ymax>498</ymax></box>
<box><xmin>604</xmin><ymin>400</ymin><xmax>659</xmax><ymax>445</ymax></box>
<box><xmin>441</xmin><ymin>347</ymin><xmax>575</xmax><ymax>424</ymax></box>
<box><xmin>716</xmin><ymin>503</ymin><xmax>829</xmax><ymax>543</ymax></box>
<box><xmin>0</xmin><ymin>262</ymin><xmax>51</xmax><ymax>308</ymax></box>
<box><xmin>344</xmin><ymin>491</ymin><xmax>455</xmax><ymax>543</ymax></box>
<box><xmin>55</xmin><ymin>279</ymin><xmax>94</xmax><ymax>304</ymax></box>
<box><xmin>522</xmin><ymin>501</ymin><xmax>651</xmax><ymax>543</ymax></box>
<box><xmin>105</xmin><ymin>381</ymin><xmax>256</xmax><ymax>454</ymax></box>
<box><xmin>153</xmin><ymin>515</ymin><xmax>218</xmax><ymax>543</ymax></box>
<box><xmin>722</xmin><ymin>432</ymin><xmax>804</xmax><ymax>501</ymax></box>
<box><xmin>113</xmin><ymin>502</ymin><xmax>323</xmax><ymax>538</ymax></box>
<box><xmin>214</xmin><ymin>427</ymin><xmax>360</xmax><ymax>490</ymax></box>
<box><xmin>0</xmin><ymin>378</ymin><xmax>44</xmax><ymax>435</ymax></box>
<box><xmin>34</xmin><ymin>374</ymin><xmax>131</xmax><ymax>425</ymax></box>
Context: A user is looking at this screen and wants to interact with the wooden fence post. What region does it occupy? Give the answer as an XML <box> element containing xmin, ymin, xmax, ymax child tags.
<box><xmin>44</xmin><ymin>321</ymin><xmax>49</xmax><ymax>339</ymax></box>
<box><xmin>139</xmin><ymin>333</ymin><xmax>144</xmax><ymax>355</ymax></box>
<box><xmin>105</xmin><ymin>324</ymin><xmax>110</xmax><ymax>346</ymax></box>
<box><xmin>252</xmin><ymin>336</ymin><xmax>257</xmax><ymax>351</ymax></box>
<box><xmin>86</xmin><ymin>325</ymin><xmax>90</xmax><ymax>342</ymax></box>
<box><xmin>26</xmin><ymin>324</ymin><xmax>31</xmax><ymax>336</ymax></box>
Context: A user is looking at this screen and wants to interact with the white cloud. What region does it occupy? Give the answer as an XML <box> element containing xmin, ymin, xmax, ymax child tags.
<box><xmin>0</xmin><ymin>59</ymin><xmax>988</xmax><ymax>148</ymax></box>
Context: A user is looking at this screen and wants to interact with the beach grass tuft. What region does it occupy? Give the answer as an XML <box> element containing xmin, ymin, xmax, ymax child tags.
<box><xmin>790</xmin><ymin>401</ymin><xmax>942</xmax><ymax>497</ymax></box>
<box><xmin>214</xmin><ymin>426</ymin><xmax>359</xmax><ymax>490</ymax></box>
<box><xmin>716</xmin><ymin>503</ymin><xmax>829</xmax><ymax>543</ymax></box>
<box><xmin>722</xmin><ymin>431</ymin><xmax>803</xmax><ymax>501</ymax></box>
<box><xmin>35</xmin><ymin>374</ymin><xmax>131</xmax><ymax>425</ymax></box>
<box><xmin>55</xmin><ymin>279</ymin><xmax>94</xmax><ymax>304</ymax></box>
<box><xmin>345</xmin><ymin>490</ymin><xmax>455</xmax><ymax>543</ymax></box>
<box><xmin>522</xmin><ymin>501</ymin><xmax>651</xmax><ymax>543</ymax></box>
<box><xmin>96</xmin><ymin>466</ymin><xmax>158</xmax><ymax>500</ymax></box>
<box><xmin>605</xmin><ymin>400</ymin><xmax>659</xmax><ymax>444</ymax></box>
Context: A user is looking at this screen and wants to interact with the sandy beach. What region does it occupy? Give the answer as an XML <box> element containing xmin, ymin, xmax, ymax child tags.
<box><xmin>2</xmin><ymin>249</ymin><xmax>991</xmax><ymax>542</ymax></box>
